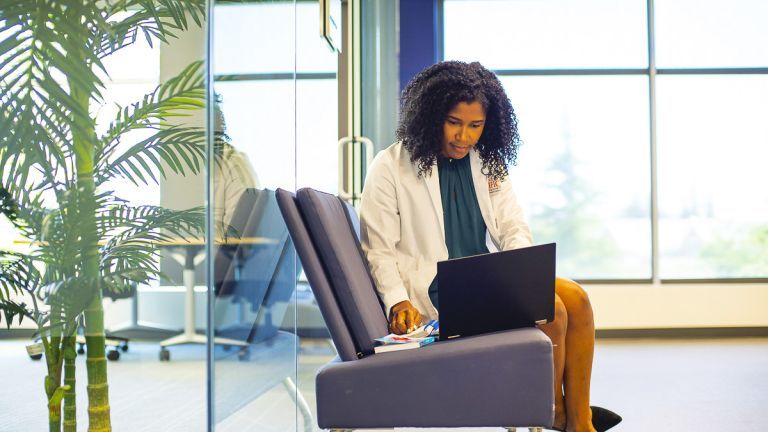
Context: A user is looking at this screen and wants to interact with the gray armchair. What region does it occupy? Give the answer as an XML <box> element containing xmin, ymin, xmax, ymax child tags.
<box><xmin>276</xmin><ymin>187</ymin><xmax>554</xmax><ymax>431</ymax></box>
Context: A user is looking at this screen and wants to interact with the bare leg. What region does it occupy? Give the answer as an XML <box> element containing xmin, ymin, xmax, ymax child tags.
<box><xmin>537</xmin><ymin>295</ymin><xmax>568</xmax><ymax>430</ymax></box>
<box><xmin>556</xmin><ymin>276</ymin><xmax>596</xmax><ymax>432</ymax></box>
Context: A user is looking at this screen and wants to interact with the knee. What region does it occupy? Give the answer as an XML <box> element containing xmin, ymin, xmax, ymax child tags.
<box><xmin>551</xmin><ymin>296</ymin><xmax>568</xmax><ymax>331</ymax></box>
<box><xmin>557</xmin><ymin>277</ymin><xmax>593</xmax><ymax>318</ymax></box>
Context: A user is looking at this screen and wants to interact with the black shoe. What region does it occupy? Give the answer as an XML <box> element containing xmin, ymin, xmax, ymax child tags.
<box><xmin>550</xmin><ymin>406</ymin><xmax>621</xmax><ymax>432</ymax></box>
<box><xmin>590</xmin><ymin>406</ymin><xmax>622</xmax><ymax>431</ymax></box>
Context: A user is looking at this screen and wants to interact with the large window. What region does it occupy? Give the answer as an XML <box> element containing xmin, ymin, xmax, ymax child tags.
<box><xmin>444</xmin><ymin>0</ymin><xmax>768</xmax><ymax>281</ymax></box>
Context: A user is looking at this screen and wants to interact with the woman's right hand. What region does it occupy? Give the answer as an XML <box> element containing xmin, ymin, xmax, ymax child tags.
<box><xmin>388</xmin><ymin>300</ymin><xmax>422</xmax><ymax>335</ymax></box>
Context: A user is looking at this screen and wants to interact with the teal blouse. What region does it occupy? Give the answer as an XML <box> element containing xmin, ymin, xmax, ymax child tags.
<box><xmin>428</xmin><ymin>155</ymin><xmax>490</xmax><ymax>308</ymax></box>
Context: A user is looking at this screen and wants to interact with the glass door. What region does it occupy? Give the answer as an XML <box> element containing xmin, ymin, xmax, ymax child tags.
<box><xmin>210</xmin><ymin>0</ymin><xmax>340</xmax><ymax>430</ymax></box>
<box><xmin>210</xmin><ymin>1</ymin><xmax>298</xmax><ymax>430</ymax></box>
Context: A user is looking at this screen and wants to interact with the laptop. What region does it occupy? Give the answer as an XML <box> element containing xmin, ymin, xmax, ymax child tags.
<box><xmin>437</xmin><ymin>243</ymin><xmax>556</xmax><ymax>341</ymax></box>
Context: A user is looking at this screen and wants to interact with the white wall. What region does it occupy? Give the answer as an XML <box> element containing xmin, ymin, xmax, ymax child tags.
<box><xmin>586</xmin><ymin>283</ymin><xmax>768</xmax><ymax>329</ymax></box>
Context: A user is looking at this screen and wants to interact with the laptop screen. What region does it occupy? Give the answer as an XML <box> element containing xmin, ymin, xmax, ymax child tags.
<box><xmin>437</xmin><ymin>243</ymin><xmax>556</xmax><ymax>340</ymax></box>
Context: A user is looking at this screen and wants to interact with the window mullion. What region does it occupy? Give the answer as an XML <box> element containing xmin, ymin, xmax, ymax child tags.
<box><xmin>647</xmin><ymin>0</ymin><xmax>660</xmax><ymax>284</ymax></box>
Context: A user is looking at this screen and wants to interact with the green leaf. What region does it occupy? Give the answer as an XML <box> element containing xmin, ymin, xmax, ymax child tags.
<box><xmin>0</xmin><ymin>2</ymin><xmax>103</xmax><ymax>147</ymax></box>
<box><xmin>99</xmin><ymin>126</ymin><xmax>206</xmax><ymax>186</ymax></box>
<box><xmin>0</xmin><ymin>251</ymin><xmax>42</xmax><ymax>298</ymax></box>
<box><xmin>98</xmin><ymin>0</ymin><xmax>205</xmax><ymax>58</ymax></box>
<box><xmin>0</xmin><ymin>300</ymin><xmax>33</xmax><ymax>329</ymax></box>
<box><xmin>45</xmin><ymin>277</ymin><xmax>98</xmax><ymax>324</ymax></box>
<box><xmin>96</xmin><ymin>60</ymin><xmax>204</xmax><ymax>162</ymax></box>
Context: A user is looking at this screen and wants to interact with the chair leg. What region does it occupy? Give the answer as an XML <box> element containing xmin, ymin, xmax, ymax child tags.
<box><xmin>282</xmin><ymin>376</ymin><xmax>314</xmax><ymax>431</ymax></box>
<box><xmin>504</xmin><ymin>428</ymin><xmax>516</xmax><ymax>432</ymax></box>
<box><xmin>528</xmin><ymin>428</ymin><xmax>544</xmax><ymax>432</ymax></box>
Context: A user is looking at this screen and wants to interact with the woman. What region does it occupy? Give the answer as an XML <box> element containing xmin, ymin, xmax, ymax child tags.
<box><xmin>359</xmin><ymin>61</ymin><xmax>621</xmax><ymax>432</ymax></box>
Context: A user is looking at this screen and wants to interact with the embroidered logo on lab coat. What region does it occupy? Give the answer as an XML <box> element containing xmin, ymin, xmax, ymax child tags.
<box><xmin>488</xmin><ymin>179</ymin><xmax>501</xmax><ymax>193</ymax></box>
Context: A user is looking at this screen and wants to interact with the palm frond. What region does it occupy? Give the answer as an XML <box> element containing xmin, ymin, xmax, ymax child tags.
<box><xmin>0</xmin><ymin>186</ymin><xmax>19</xmax><ymax>223</ymax></box>
<box><xmin>98</xmin><ymin>126</ymin><xmax>206</xmax><ymax>186</ymax></box>
<box><xmin>96</xmin><ymin>60</ymin><xmax>204</xmax><ymax>168</ymax></box>
<box><xmin>0</xmin><ymin>299</ymin><xmax>33</xmax><ymax>329</ymax></box>
<box><xmin>1</xmin><ymin>187</ymin><xmax>51</xmax><ymax>244</ymax></box>
<box><xmin>96</xmin><ymin>202</ymin><xmax>180</xmax><ymax>238</ymax></box>
<box><xmin>0</xmin><ymin>251</ymin><xmax>41</xmax><ymax>299</ymax></box>
<box><xmin>99</xmin><ymin>205</ymin><xmax>204</xmax><ymax>293</ymax></box>
<box><xmin>0</xmin><ymin>92</ymin><xmax>72</xmax><ymax>194</ymax></box>
<box><xmin>98</xmin><ymin>0</ymin><xmax>206</xmax><ymax>56</ymax></box>
<box><xmin>0</xmin><ymin>1</ymin><xmax>104</xmax><ymax>143</ymax></box>
<box><xmin>44</xmin><ymin>276</ymin><xmax>98</xmax><ymax>324</ymax></box>
<box><xmin>101</xmin><ymin>205</ymin><xmax>204</xmax><ymax>251</ymax></box>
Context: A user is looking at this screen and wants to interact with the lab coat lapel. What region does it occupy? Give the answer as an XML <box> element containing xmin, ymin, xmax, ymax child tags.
<box><xmin>470</xmin><ymin>150</ymin><xmax>497</xmax><ymax>232</ymax></box>
<box><xmin>423</xmin><ymin>163</ymin><xmax>445</xmax><ymax>243</ymax></box>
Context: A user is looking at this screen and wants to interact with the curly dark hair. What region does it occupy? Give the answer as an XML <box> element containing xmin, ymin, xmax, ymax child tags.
<box><xmin>396</xmin><ymin>61</ymin><xmax>521</xmax><ymax>180</ymax></box>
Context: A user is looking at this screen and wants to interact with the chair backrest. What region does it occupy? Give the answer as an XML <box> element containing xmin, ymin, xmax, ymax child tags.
<box><xmin>275</xmin><ymin>188</ymin><xmax>359</xmax><ymax>361</ymax></box>
<box><xmin>295</xmin><ymin>188</ymin><xmax>389</xmax><ymax>357</ymax></box>
<box><xmin>246</xmin><ymin>236</ymin><xmax>297</xmax><ymax>344</ymax></box>
<box><xmin>214</xmin><ymin>188</ymin><xmax>269</xmax><ymax>296</ymax></box>
<box><xmin>214</xmin><ymin>189</ymin><xmax>293</xmax><ymax>342</ymax></box>
<box><xmin>235</xmin><ymin>189</ymin><xmax>290</xmax><ymax>290</ymax></box>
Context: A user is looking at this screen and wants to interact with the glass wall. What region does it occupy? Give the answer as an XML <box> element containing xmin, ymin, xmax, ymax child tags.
<box><xmin>211</xmin><ymin>1</ymin><xmax>297</xmax><ymax>429</ymax></box>
<box><xmin>444</xmin><ymin>0</ymin><xmax>768</xmax><ymax>282</ymax></box>
<box><xmin>211</xmin><ymin>0</ymin><xmax>338</xmax><ymax>430</ymax></box>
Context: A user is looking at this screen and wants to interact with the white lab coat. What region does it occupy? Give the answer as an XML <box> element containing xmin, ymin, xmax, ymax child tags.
<box><xmin>359</xmin><ymin>142</ymin><xmax>533</xmax><ymax>321</ymax></box>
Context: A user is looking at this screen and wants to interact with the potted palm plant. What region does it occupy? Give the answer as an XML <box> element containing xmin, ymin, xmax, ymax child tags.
<box><xmin>0</xmin><ymin>1</ymin><xmax>209</xmax><ymax>431</ymax></box>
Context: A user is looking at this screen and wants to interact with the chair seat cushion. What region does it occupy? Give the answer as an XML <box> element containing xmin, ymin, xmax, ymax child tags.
<box><xmin>316</xmin><ymin>327</ymin><xmax>554</xmax><ymax>429</ymax></box>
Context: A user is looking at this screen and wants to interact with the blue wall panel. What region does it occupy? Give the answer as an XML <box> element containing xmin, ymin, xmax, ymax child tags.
<box><xmin>399</xmin><ymin>0</ymin><xmax>440</xmax><ymax>92</ymax></box>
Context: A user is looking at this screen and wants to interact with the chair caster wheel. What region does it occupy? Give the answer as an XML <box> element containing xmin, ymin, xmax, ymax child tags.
<box><xmin>237</xmin><ymin>348</ymin><xmax>250</xmax><ymax>361</ymax></box>
<box><xmin>159</xmin><ymin>348</ymin><xmax>170</xmax><ymax>361</ymax></box>
<box><xmin>26</xmin><ymin>343</ymin><xmax>44</xmax><ymax>360</ymax></box>
<box><xmin>107</xmin><ymin>350</ymin><xmax>120</xmax><ymax>361</ymax></box>
<box><xmin>120</xmin><ymin>343</ymin><xmax>129</xmax><ymax>352</ymax></box>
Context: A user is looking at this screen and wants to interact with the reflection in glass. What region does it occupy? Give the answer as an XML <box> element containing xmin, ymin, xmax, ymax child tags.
<box><xmin>655</xmin><ymin>0</ymin><xmax>768</xmax><ymax>68</ymax></box>
<box><xmin>212</xmin><ymin>187</ymin><xmax>301</xmax><ymax>426</ymax></box>
<box><xmin>657</xmin><ymin>75</ymin><xmax>768</xmax><ymax>278</ymax></box>
<box><xmin>501</xmin><ymin>76</ymin><xmax>651</xmax><ymax>279</ymax></box>
<box><xmin>211</xmin><ymin>82</ymin><xmax>301</xmax><ymax>428</ymax></box>
<box><xmin>214</xmin><ymin>2</ymin><xmax>336</xmax><ymax>75</ymax></box>
<box><xmin>212</xmin><ymin>0</ymin><xmax>307</xmax><ymax>429</ymax></box>
<box><xmin>444</xmin><ymin>0</ymin><xmax>648</xmax><ymax>70</ymax></box>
